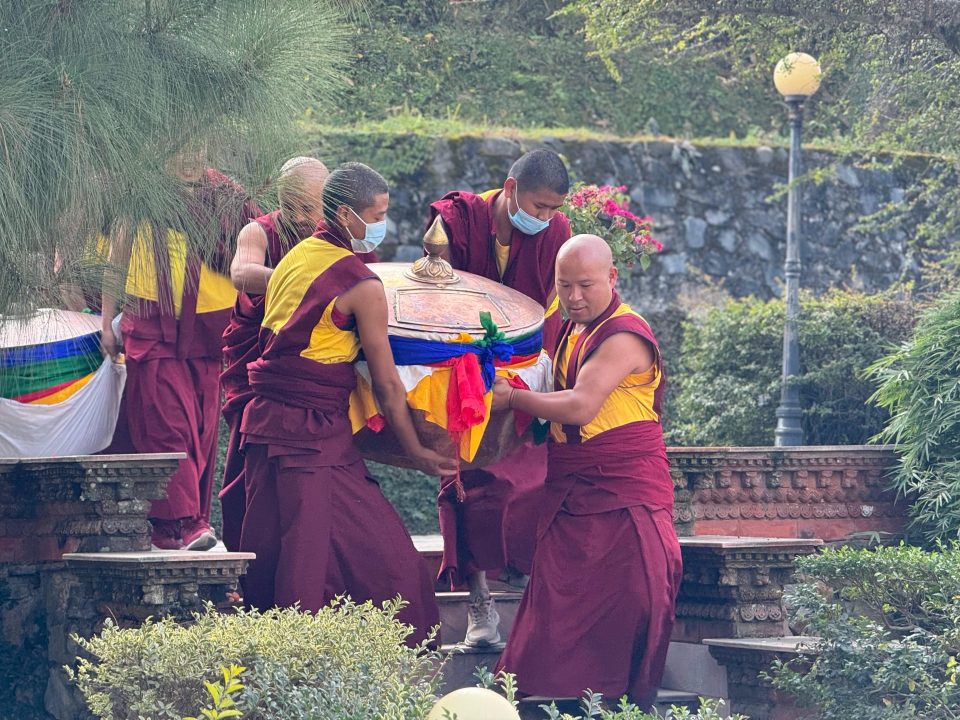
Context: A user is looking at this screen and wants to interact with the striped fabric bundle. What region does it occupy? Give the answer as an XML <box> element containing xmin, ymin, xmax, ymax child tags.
<box><xmin>350</xmin><ymin>314</ymin><xmax>552</xmax><ymax>464</ymax></box>
<box><xmin>2</xmin><ymin>331</ymin><xmax>103</xmax><ymax>403</ymax></box>
<box><xmin>0</xmin><ymin>309</ymin><xmax>125</xmax><ymax>458</ymax></box>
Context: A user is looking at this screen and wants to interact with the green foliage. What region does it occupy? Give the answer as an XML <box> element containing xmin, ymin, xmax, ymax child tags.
<box><xmin>539</xmin><ymin>695</ymin><xmax>742</xmax><ymax>720</ymax></box>
<box><xmin>769</xmin><ymin>543</ymin><xmax>960</xmax><ymax>719</ymax></box>
<box><xmin>69</xmin><ymin>600</ymin><xmax>442</xmax><ymax>720</ymax></box>
<box><xmin>557</xmin><ymin>0</ymin><xmax>960</xmax><ymax>260</ymax></box>
<box><xmin>184</xmin><ymin>664</ymin><xmax>246</xmax><ymax>720</ymax></box>
<box><xmin>561</xmin><ymin>183</ymin><xmax>659</xmax><ymax>271</ymax></box>
<box><xmin>0</xmin><ymin>0</ymin><xmax>349</xmax><ymax>314</ymax></box>
<box><xmin>305</xmin><ymin>127</ymin><xmax>438</xmax><ymax>186</ymax></box>
<box><xmin>319</xmin><ymin>0</ymin><xmax>774</xmax><ymax>139</ymax></box>
<box><xmin>474</xmin><ymin>668</ymin><xmax>744</xmax><ymax>720</ymax></box>
<box><xmin>867</xmin><ymin>289</ymin><xmax>960</xmax><ymax>542</ymax></box>
<box><xmin>667</xmin><ymin>290</ymin><xmax>916</xmax><ymax>447</ymax></box>
<box><xmin>369</xmin><ymin>461</ymin><xmax>439</xmax><ymax>535</ymax></box>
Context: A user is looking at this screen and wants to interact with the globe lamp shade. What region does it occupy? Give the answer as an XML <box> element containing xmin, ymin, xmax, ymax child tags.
<box><xmin>427</xmin><ymin>688</ymin><xmax>521</xmax><ymax>720</ymax></box>
<box><xmin>774</xmin><ymin>52</ymin><xmax>822</xmax><ymax>98</ymax></box>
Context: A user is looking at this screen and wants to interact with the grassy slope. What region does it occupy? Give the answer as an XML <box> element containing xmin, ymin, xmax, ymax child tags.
<box><xmin>313</xmin><ymin>0</ymin><xmax>779</xmax><ymax>140</ymax></box>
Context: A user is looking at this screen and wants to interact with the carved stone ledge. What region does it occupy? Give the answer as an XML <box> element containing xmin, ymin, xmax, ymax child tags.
<box><xmin>64</xmin><ymin>551</ymin><xmax>255</xmax><ymax>623</ymax></box>
<box><xmin>675</xmin><ymin>537</ymin><xmax>821</xmax><ymax>642</ymax></box>
<box><xmin>668</xmin><ymin>446</ymin><xmax>905</xmax><ymax>540</ymax></box>
<box><xmin>0</xmin><ymin>454</ymin><xmax>181</xmax><ymax>561</ymax></box>
<box><xmin>704</xmin><ymin>636</ymin><xmax>818</xmax><ymax>720</ymax></box>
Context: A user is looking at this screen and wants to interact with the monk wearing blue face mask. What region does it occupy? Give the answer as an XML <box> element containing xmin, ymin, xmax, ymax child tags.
<box><xmin>423</xmin><ymin>148</ymin><xmax>571</xmax><ymax>647</ymax></box>
<box><xmin>238</xmin><ymin>161</ymin><xmax>454</xmax><ymax>640</ymax></box>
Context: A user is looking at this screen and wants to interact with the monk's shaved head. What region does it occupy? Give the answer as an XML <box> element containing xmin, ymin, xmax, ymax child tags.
<box><xmin>558</xmin><ymin>234</ymin><xmax>614</xmax><ymax>272</ymax></box>
<box><xmin>508</xmin><ymin>149</ymin><xmax>570</xmax><ymax>196</ymax></box>
<box><xmin>268</xmin><ymin>156</ymin><xmax>329</xmax><ymax>236</ymax></box>
<box><xmin>280</xmin><ymin>156</ymin><xmax>327</xmax><ymax>177</ymax></box>
<box><xmin>555</xmin><ymin>235</ymin><xmax>618</xmax><ymax>325</ymax></box>
<box><xmin>277</xmin><ymin>157</ymin><xmax>329</xmax><ymax>214</ymax></box>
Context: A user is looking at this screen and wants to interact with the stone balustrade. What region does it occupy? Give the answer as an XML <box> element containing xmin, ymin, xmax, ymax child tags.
<box><xmin>668</xmin><ymin>445</ymin><xmax>905</xmax><ymax>540</ymax></box>
<box><xmin>0</xmin><ymin>454</ymin><xmax>252</xmax><ymax>720</ymax></box>
<box><xmin>0</xmin><ymin>454</ymin><xmax>180</xmax><ymax>560</ymax></box>
<box><xmin>673</xmin><ymin>536</ymin><xmax>821</xmax><ymax>642</ymax></box>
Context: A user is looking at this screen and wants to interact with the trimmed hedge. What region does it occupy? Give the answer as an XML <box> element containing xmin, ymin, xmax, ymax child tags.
<box><xmin>665</xmin><ymin>290</ymin><xmax>916</xmax><ymax>447</ymax></box>
<box><xmin>771</xmin><ymin>543</ymin><xmax>960</xmax><ymax>718</ymax></box>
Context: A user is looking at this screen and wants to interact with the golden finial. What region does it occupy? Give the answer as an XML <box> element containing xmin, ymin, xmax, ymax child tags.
<box><xmin>405</xmin><ymin>217</ymin><xmax>461</xmax><ymax>286</ymax></box>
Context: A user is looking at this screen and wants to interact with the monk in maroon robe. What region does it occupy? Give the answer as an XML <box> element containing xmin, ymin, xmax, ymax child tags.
<box><xmin>491</xmin><ymin>235</ymin><xmax>682</xmax><ymax>709</ymax></box>
<box><xmin>239</xmin><ymin>162</ymin><xmax>454</xmax><ymax>646</ymax></box>
<box><xmin>101</xmin><ymin>155</ymin><xmax>259</xmax><ymax>551</ymax></box>
<box><xmin>424</xmin><ymin>149</ymin><xmax>570</xmax><ymax>646</ymax></box>
<box><xmin>219</xmin><ymin>157</ymin><xmax>329</xmax><ymax>552</ymax></box>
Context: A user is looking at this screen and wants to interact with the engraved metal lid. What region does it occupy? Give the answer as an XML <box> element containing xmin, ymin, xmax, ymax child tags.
<box><xmin>368</xmin><ymin>263</ymin><xmax>544</xmax><ymax>342</ymax></box>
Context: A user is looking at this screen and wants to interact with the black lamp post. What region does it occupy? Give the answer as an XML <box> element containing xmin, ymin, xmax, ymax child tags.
<box><xmin>773</xmin><ymin>52</ymin><xmax>822</xmax><ymax>447</ymax></box>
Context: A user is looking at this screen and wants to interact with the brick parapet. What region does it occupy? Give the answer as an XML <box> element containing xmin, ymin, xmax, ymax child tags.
<box><xmin>668</xmin><ymin>446</ymin><xmax>905</xmax><ymax>540</ymax></box>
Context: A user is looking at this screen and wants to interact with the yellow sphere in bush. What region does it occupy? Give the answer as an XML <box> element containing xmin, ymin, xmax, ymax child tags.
<box><xmin>427</xmin><ymin>688</ymin><xmax>521</xmax><ymax>720</ymax></box>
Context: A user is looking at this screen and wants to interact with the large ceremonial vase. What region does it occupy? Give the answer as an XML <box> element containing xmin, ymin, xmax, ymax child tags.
<box><xmin>352</xmin><ymin>246</ymin><xmax>548</xmax><ymax>470</ymax></box>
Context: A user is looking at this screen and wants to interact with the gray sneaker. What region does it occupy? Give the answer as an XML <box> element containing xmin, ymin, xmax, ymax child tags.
<box><xmin>464</xmin><ymin>595</ymin><xmax>501</xmax><ymax>647</ymax></box>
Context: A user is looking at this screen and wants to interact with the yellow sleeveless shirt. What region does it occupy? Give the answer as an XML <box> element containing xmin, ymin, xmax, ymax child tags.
<box><xmin>551</xmin><ymin>307</ymin><xmax>661</xmax><ymax>443</ymax></box>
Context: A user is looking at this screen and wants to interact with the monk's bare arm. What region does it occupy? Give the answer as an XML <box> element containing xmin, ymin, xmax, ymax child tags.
<box><xmin>498</xmin><ymin>333</ymin><xmax>654</xmax><ymax>426</ymax></box>
<box><xmin>230</xmin><ymin>222</ymin><xmax>271</xmax><ymax>295</ymax></box>
<box><xmin>340</xmin><ymin>280</ymin><xmax>458</xmax><ymax>476</ymax></box>
<box><xmin>100</xmin><ymin>224</ymin><xmax>132</xmax><ymax>359</ymax></box>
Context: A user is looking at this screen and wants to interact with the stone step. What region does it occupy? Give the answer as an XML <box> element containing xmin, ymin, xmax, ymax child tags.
<box><xmin>437</xmin><ymin>590</ymin><xmax>523</xmax><ymax>645</ymax></box>
<box><xmin>439</xmin><ymin>643</ymin><xmax>504</xmax><ymax>694</ymax></box>
<box><xmin>439</xmin><ymin>645</ymin><xmax>699</xmax><ymax>717</ymax></box>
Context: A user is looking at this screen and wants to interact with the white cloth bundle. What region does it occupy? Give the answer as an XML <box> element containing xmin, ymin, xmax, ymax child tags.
<box><xmin>0</xmin><ymin>359</ymin><xmax>126</xmax><ymax>458</ymax></box>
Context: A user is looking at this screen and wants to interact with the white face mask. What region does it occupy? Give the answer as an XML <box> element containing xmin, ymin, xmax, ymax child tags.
<box><xmin>347</xmin><ymin>207</ymin><xmax>387</xmax><ymax>253</ymax></box>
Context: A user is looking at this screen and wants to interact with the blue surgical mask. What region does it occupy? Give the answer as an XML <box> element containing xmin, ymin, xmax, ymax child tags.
<box><xmin>507</xmin><ymin>182</ymin><xmax>551</xmax><ymax>236</ymax></box>
<box><xmin>348</xmin><ymin>207</ymin><xmax>387</xmax><ymax>253</ymax></box>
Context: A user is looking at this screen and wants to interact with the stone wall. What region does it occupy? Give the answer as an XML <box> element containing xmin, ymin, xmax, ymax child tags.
<box><xmin>309</xmin><ymin>130</ymin><xmax>931</xmax><ymax>313</ymax></box>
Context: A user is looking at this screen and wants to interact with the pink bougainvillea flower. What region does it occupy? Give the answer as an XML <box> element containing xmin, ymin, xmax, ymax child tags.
<box><xmin>602</xmin><ymin>199</ymin><xmax>622</xmax><ymax>215</ymax></box>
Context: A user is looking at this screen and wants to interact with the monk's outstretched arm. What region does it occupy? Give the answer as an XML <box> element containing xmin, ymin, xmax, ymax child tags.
<box><xmin>100</xmin><ymin>222</ymin><xmax>132</xmax><ymax>359</ymax></box>
<box><xmin>340</xmin><ymin>279</ymin><xmax>458</xmax><ymax>477</ymax></box>
<box><xmin>230</xmin><ymin>222</ymin><xmax>271</xmax><ymax>295</ymax></box>
<box><xmin>495</xmin><ymin>332</ymin><xmax>655</xmax><ymax>426</ymax></box>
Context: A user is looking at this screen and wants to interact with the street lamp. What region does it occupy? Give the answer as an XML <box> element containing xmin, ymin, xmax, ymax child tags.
<box><xmin>773</xmin><ymin>52</ymin><xmax>821</xmax><ymax>447</ymax></box>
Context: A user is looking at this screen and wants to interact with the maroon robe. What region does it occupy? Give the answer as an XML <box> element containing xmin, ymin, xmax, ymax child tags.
<box><xmin>238</xmin><ymin>230</ymin><xmax>438</xmax><ymax>646</ymax></box>
<box><xmin>219</xmin><ymin>210</ymin><xmax>299</xmax><ymax>552</ymax></box>
<box><xmin>117</xmin><ymin>169</ymin><xmax>258</xmax><ymax>523</ymax></box>
<box><xmin>496</xmin><ymin>297</ymin><xmax>681</xmax><ymax>708</ymax></box>
<box><xmin>219</xmin><ymin>216</ymin><xmax>376</xmax><ymax>551</ymax></box>
<box><xmin>427</xmin><ymin>190</ymin><xmax>570</xmax><ymax>584</ymax></box>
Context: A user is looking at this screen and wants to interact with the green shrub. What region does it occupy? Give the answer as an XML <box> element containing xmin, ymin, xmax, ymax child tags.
<box><xmin>769</xmin><ymin>544</ymin><xmax>960</xmax><ymax>719</ymax></box>
<box><xmin>666</xmin><ymin>290</ymin><xmax>916</xmax><ymax>447</ymax></box>
<box><xmin>867</xmin><ymin>289</ymin><xmax>960</xmax><ymax>542</ymax></box>
<box><xmin>69</xmin><ymin>600</ymin><xmax>442</xmax><ymax>720</ymax></box>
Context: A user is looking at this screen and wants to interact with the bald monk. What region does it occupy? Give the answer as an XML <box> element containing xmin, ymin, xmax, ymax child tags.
<box><xmin>239</xmin><ymin>162</ymin><xmax>455</xmax><ymax>645</ymax></box>
<box><xmin>219</xmin><ymin>156</ymin><xmax>329</xmax><ymax>552</ymax></box>
<box><xmin>101</xmin><ymin>150</ymin><xmax>259</xmax><ymax>550</ymax></box>
<box><xmin>492</xmin><ymin>234</ymin><xmax>682</xmax><ymax>709</ymax></box>
<box><xmin>425</xmin><ymin>148</ymin><xmax>571</xmax><ymax>645</ymax></box>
